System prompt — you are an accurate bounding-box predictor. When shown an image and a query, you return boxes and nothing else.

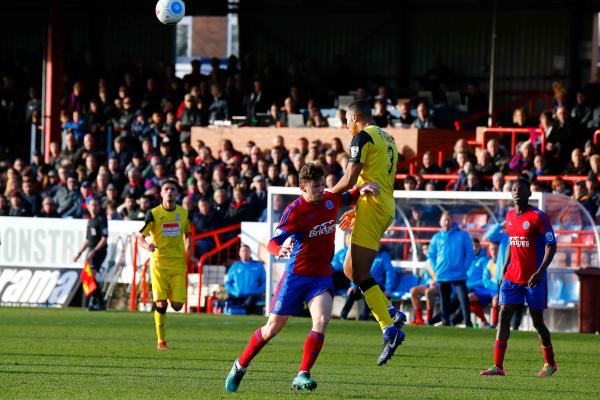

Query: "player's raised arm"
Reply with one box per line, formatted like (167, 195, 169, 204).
(330, 162, 363, 194)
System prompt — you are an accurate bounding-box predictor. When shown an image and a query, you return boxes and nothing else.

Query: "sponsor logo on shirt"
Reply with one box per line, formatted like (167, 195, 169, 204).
(308, 220, 335, 238)
(162, 222, 181, 236)
(509, 236, 530, 247)
(350, 146, 359, 158)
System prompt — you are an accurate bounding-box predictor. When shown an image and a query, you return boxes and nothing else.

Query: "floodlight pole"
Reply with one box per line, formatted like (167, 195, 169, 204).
(487, 0, 498, 127)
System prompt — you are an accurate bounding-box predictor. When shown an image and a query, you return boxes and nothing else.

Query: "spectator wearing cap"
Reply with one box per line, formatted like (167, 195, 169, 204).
(184, 176, 198, 203)
(40, 197, 60, 218)
(100, 183, 119, 208)
(42, 169, 62, 198)
(55, 176, 83, 218)
(21, 180, 41, 216)
(192, 198, 219, 256)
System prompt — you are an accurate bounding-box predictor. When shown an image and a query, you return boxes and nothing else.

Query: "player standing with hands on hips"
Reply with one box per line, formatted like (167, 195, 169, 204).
(137, 179, 197, 350)
(330, 100, 406, 366)
(480, 179, 558, 377)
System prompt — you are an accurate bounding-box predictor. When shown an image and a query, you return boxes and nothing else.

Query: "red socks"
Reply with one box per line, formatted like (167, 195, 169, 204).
(426, 308, 433, 321)
(494, 340, 507, 368)
(415, 308, 423, 321)
(299, 331, 325, 372)
(492, 306, 499, 326)
(239, 328, 268, 368)
(470, 302, 488, 323)
(542, 345, 555, 366)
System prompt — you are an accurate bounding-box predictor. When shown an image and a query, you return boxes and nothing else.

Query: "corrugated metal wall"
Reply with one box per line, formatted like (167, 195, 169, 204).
(241, 5, 575, 92)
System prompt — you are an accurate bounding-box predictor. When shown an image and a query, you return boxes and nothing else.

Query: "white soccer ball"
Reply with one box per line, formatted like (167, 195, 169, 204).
(155, 0, 185, 25)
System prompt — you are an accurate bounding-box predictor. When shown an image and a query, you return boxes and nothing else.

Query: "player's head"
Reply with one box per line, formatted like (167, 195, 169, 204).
(346, 100, 372, 134)
(489, 241, 499, 259)
(511, 178, 531, 208)
(160, 179, 180, 204)
(439, 211, 453, 231)
(299, 163, 325, 203)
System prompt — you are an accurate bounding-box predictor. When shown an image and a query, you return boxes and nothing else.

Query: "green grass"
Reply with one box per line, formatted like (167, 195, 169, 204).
(0, 308, 599, 399)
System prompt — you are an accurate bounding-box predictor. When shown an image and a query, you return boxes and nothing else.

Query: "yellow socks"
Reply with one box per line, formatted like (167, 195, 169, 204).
(362, 285, 394, 330)
(155, 311, 166, 343)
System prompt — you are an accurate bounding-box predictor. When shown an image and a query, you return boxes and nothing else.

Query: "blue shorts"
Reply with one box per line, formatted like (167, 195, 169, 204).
(270, 272, 333, 316)
(499, 278, 547, 311)
(472, 288, 493, 307)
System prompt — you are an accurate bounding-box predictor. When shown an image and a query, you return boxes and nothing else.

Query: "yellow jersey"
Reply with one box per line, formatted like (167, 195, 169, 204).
(348, 124, 398, 216)
(139, 204, 191, 270)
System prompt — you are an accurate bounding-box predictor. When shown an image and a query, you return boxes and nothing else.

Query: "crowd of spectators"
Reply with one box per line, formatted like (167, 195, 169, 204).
(2, 53, 600, 249)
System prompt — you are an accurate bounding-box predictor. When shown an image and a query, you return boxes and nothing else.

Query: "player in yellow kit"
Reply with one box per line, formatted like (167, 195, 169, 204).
(137, 179, 197, 350)
(330, 99, 406, 366)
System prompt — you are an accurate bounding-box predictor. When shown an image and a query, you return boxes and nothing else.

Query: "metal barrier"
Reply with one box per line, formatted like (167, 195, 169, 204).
(396, 173, 594, 183)
(481, 127, 545, 156)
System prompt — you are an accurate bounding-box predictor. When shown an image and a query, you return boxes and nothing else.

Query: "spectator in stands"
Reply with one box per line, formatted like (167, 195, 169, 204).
(411, 102, 435, 128)
(21, 180, 41, 216)
(508, 141, 534, 173)
(427, 211, 474, 327)
(259, 193, 283, 223)
(486, 138, 508, 171)
(590, 154, 600, 175)
(373, 99, 391, 127)
(409, 244, 439, 325)
(208, 83, 229, 125)
(118, 193, 138, 220)
(548, 106, 578, 165)
(572, 180, 597, 217)
(475, 149, 498, 175)
(394, 101, 414, 128)
(178, 94, 202, 141)
(551, 177, 570, 196)
(340, 247, 397, 320)
(306, 107, 328, 128)
(192, 198, 219, 256)
(464, 81, 487, 115)
(121, 167, 144, 201)
(563, 148, 589, 176)
(40, 197, 60, 218)
(8, 191, 32, 217)
(571, 89, 592, 127)
(533, 154, 549, 177)
(465, 171, 486, 191)
(245, 77, 269, 118)
(55, 176, 83, 218)
(224, 245, 266, 315)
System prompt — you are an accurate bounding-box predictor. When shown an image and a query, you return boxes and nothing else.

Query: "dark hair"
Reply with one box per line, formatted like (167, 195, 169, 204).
(161, 178, 180, 191)
(299, 163, 325, 183)
(347, 99, 372, 121)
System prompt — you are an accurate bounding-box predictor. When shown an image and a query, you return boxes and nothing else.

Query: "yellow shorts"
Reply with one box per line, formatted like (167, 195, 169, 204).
(350, 205, 394, 251)
(151, 264, 187, 304)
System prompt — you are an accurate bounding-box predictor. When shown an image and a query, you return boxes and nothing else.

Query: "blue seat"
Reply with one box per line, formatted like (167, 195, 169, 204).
(390, 274, 420, 300)
(547, 278, 564, 305)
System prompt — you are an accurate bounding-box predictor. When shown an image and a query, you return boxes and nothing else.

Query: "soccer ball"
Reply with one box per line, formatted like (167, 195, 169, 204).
(155, 0, 185, 25)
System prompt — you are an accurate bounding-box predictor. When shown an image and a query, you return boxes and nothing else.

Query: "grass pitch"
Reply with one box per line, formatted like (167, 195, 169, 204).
(1, 308, 599, 399)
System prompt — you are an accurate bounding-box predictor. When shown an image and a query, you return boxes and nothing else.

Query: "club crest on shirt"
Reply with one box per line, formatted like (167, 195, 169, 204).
(522, 221, 530, 229)
(350, 146, 359, 158)
(175, 213, 181, 221)
(325, 200, 334, 209)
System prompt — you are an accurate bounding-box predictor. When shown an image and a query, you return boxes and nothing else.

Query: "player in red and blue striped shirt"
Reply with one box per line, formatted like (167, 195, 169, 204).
(226, 163, 378, 392)
(481, 178, 558, 377)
